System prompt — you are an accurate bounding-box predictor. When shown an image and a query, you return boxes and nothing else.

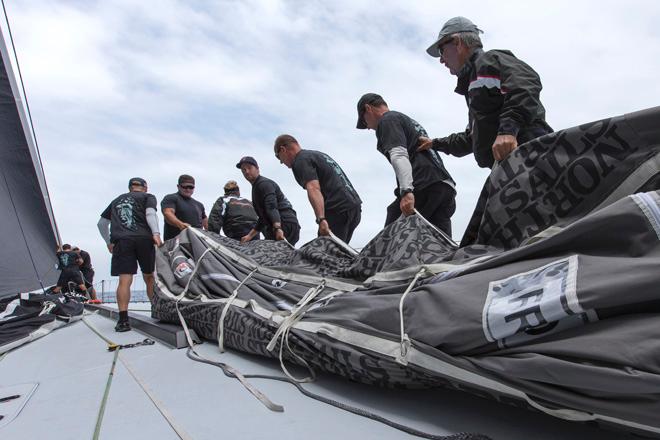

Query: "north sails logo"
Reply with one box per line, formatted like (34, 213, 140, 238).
(482, 255, 596, 348)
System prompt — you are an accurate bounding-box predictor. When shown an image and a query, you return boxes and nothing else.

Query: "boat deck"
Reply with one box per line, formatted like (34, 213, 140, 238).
(0, 305, 635, 439)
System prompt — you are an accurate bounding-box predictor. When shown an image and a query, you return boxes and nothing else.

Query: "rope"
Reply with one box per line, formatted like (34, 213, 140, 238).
(92, 349, 118, 440)
(186, 349, 492, 440)
(396, 268, 428, 365)
(81, 315, 189, 440)
(118, 355, 193, 440)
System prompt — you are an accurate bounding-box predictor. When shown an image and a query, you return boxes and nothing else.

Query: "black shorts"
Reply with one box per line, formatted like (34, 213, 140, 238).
(81, 268, 95, 289)
(111, 238, 155, 276)
(57, 270, 84, 290)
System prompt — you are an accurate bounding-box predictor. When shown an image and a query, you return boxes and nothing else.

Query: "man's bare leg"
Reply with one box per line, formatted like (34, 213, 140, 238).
(143, 273, 154, 303)
(117, 274, 133, 312)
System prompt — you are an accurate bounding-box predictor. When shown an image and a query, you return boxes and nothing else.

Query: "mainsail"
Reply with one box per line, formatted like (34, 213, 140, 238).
(0, 24, 60, 297)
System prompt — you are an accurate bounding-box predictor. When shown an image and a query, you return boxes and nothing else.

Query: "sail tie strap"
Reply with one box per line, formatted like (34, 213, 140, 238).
(172, 250, 283, 412)
(266, 280, 326, 383)
(217, 268, 258, 352)
(395, 268, 428, 366)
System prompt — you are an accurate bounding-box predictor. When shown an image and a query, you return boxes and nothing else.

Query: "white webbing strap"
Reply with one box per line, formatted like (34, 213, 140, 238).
(395, 268, 428, 366)
(217, 268, 258, 352)
(172, 249, 283, 412)
(266, 281, 326, 382)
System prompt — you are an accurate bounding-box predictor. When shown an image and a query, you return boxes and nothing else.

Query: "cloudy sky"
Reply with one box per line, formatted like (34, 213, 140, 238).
(4, 0, 660, 284)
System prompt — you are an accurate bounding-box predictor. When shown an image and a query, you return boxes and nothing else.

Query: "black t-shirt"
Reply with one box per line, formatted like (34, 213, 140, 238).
(101, 191, 158, 242)
(376, 110, 455, 191)
(78, 250, 92, 271)
(251, 175, 299, 233)
(56, 251, 80, 271)
(161, 193, 207, 240)
(291, 150, 362, 214)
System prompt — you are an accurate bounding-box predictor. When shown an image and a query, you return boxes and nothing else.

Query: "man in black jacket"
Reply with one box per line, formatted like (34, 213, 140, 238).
(421, 16, 552, 168)
(208, 180, 259, 240)
(236, 156, 300, 245)
(274, 134, 362, 244)
(421, 17, 553, 244)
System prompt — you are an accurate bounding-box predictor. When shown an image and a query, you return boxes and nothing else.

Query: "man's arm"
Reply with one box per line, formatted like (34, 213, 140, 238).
(388, 146, 415, 216)
(418, 130, 473, 157)
(97, 217, 113, 253)
(163, 207, 189, 230)
(146, 207, 163, 246)
(304, 179, 330, 236)
(207, 198, 225, 233)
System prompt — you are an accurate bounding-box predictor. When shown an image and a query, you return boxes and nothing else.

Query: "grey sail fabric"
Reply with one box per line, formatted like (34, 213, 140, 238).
(0, 31, 59, 297)
(152, 107, 660, 437)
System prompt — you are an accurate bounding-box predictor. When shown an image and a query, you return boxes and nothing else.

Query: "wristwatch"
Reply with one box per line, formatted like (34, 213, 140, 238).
(400, 188, 414, 196)
(315, 217, 327, 224)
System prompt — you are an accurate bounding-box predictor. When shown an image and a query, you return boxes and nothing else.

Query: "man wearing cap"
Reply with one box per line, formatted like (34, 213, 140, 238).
(274, 134, 362, 244)
(420, 16, 552, 168)
(161, 174, 208, 241)
(356, 93, 456, 235)
(208, 180, 259, 241)
(421, 17, 553, 245)
(236, 156, 301, 245)
(97, 178, 163, 332)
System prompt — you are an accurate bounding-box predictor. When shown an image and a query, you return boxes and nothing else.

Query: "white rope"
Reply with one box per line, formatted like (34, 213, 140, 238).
(217, 268, 258, 352)
(395, 268, 428, 366)
(266, 281, 326, 382)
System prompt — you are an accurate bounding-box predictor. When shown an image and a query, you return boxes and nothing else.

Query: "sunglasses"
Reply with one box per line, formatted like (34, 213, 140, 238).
(179, 184, 195, 190)
(438, 37, 455, 58)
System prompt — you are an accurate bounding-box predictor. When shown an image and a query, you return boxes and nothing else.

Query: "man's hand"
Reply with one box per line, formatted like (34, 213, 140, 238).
(179, 222, 191, 231)
(153, 235, 163, 247)
(417, 136, 432, 152)
(107, 243, 114, 254)
(400, 192, 415, 216)
(274, 228, 285, 241)
(492, 134, 518, 161)
(240, 235, 251, 243)
(317, 219, 331, 236)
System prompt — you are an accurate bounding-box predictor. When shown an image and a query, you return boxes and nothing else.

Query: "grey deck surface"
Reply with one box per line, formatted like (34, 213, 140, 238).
(0, 310, 636, 440)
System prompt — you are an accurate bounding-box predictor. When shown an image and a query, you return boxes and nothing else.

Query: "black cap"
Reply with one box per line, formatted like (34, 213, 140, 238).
(236, 156, 258, 168)
(128, 177, 147, 188)
(356, 93, 384, 129)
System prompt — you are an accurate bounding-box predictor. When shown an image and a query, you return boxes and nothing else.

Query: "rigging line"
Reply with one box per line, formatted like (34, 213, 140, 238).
(119, 355, 193, 440)
(92, 349, 118, 440)
(0, 165, 47, 294)
(0, 0, 62, 245)
(81, 315, 189, 440)
(186, 349, 491, 440)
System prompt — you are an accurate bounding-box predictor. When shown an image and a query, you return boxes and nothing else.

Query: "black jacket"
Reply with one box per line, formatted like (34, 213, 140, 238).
(207, 195, 258, 239)
(251, 175, 299, 239)
(433, 49, 552, 168)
